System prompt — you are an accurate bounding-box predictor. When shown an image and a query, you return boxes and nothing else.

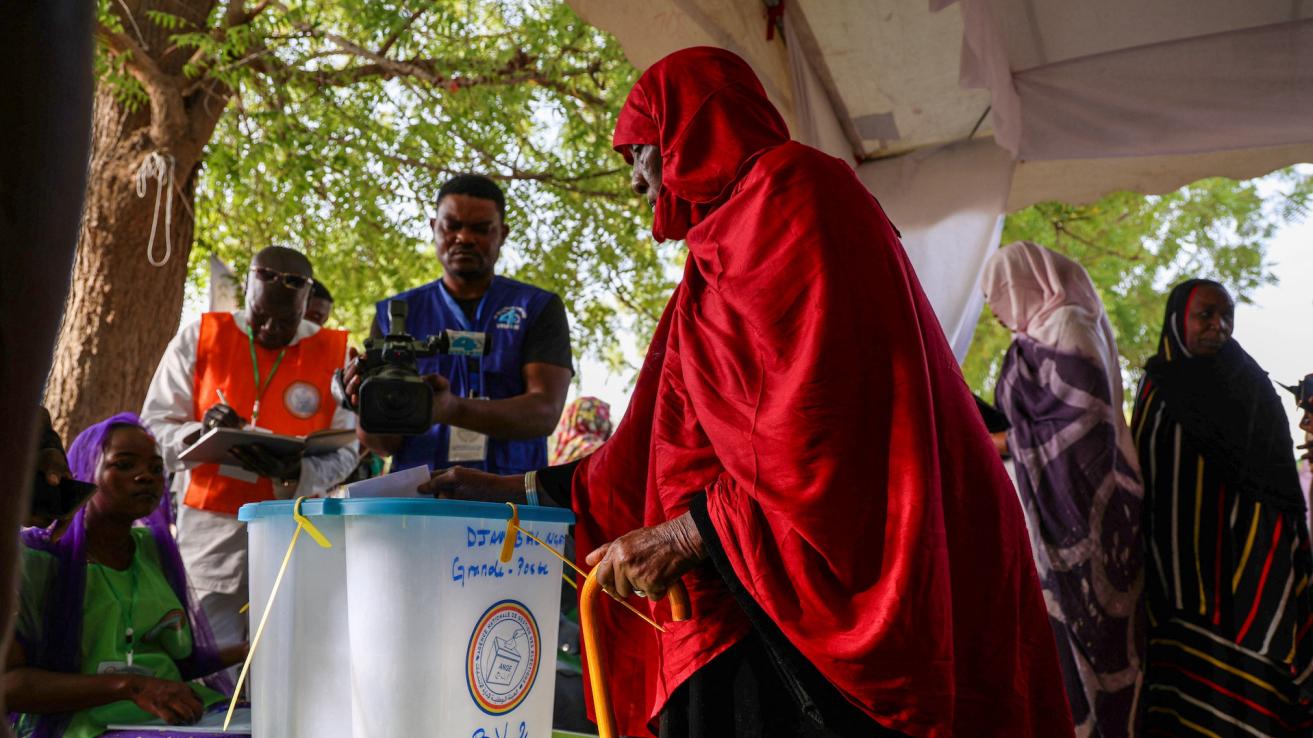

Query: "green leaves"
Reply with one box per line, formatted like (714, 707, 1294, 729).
(169, 1, 672, 372)
(144, 10, 187, 30)
(962, 171, 1311, 403)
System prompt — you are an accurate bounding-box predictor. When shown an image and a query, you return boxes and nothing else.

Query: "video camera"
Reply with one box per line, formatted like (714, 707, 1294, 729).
(356, 300, 488, 434)
(1284, 374, 1313, 416)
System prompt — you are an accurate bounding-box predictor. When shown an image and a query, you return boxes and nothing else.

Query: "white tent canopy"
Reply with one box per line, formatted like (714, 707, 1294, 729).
(567, 0, 1313, 358)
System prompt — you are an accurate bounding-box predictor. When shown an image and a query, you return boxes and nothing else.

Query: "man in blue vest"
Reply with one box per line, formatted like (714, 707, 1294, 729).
(356, 174, 573, 475)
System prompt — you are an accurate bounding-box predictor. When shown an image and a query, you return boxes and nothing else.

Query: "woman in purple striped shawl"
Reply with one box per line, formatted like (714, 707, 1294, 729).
(6, 413, 238, 738)
(983, 241, 1145, 738)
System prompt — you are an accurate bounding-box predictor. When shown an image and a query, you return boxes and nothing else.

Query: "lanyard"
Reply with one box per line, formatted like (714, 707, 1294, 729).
(435, 281, 489, 332)
(95, 558, 139, 667)
(435, 284, 488, 398)
(246, 326, 287, 427)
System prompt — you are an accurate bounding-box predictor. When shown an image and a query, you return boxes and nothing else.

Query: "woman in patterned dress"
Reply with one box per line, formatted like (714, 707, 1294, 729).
(986, 241, 1145, 737)
(1132, 279, 1313, 736)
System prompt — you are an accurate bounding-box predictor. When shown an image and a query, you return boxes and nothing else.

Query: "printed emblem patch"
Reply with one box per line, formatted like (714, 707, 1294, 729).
(283, 381, 321, 419)
(466, 599, 540, 715)
(494, 306, 526, 331)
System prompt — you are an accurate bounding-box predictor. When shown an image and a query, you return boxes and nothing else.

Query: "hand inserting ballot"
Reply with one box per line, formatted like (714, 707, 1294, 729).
(418, 466, 525, 503)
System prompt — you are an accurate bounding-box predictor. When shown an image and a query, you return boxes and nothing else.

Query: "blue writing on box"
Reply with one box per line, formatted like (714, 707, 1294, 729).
(470, 721, 527, 738)
(466, 526, 567, 550)
(470, 719, 525, 735)
(452, 556, 551, 587)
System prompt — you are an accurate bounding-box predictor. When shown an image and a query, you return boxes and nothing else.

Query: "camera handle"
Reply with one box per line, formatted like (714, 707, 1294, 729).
(388, 299, 409, 336)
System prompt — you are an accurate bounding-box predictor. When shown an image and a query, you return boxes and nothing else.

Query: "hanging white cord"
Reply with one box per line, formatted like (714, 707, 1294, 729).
(135, 151, 175, 267)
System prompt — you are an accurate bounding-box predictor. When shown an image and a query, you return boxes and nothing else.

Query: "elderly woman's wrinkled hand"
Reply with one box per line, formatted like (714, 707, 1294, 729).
(586, 512, 706, 600)
(420, 466, 525, 503)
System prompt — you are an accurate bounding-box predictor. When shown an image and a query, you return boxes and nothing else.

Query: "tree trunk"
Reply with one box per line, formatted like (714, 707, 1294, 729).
(44, 0, 230, 440)
(44, 87, 202, 440)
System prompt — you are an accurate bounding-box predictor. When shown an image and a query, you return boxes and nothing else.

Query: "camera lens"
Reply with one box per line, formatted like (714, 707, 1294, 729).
(381, 388, 409, 416)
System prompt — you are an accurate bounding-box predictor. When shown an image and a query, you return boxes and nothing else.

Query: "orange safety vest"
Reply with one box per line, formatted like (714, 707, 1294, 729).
(185, 312, 349, 515)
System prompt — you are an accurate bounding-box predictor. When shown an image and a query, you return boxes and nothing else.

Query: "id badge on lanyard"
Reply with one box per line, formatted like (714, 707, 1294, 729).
(439, 284, 492, 465)
(448, 354, 488, 463)
(447, 415, 488, 462)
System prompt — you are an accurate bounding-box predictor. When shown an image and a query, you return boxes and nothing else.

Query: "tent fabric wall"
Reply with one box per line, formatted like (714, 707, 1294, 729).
(565, 0, 800, 134)
(951, 0, 1313, 160)
(1008, 141, 1313, 211)
(1012, 18, 1313, 159)
(858, 140, 1016, 361)
(789, 25, 1007, 361)
(782, 9, 856, 163)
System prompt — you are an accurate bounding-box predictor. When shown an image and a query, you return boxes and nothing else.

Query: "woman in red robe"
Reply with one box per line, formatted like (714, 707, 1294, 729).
(426, 46, 1073, 738)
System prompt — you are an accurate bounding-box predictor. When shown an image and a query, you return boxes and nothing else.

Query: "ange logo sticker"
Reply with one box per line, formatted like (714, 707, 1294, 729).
(466, 600, 540, 715)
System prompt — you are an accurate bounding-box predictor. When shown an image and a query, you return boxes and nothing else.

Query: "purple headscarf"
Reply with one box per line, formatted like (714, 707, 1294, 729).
(17, 413, 232, 738)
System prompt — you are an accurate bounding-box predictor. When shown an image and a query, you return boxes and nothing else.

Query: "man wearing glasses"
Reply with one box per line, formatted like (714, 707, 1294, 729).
(354, 174, 573, 479)
(141, 245, 357, 653)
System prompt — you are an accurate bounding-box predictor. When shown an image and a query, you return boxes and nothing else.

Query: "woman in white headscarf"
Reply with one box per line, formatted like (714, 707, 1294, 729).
(983, 241, 1145, 738)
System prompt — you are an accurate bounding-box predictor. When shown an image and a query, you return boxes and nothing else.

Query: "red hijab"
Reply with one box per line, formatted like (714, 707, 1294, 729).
(573, 46, 1072, 738)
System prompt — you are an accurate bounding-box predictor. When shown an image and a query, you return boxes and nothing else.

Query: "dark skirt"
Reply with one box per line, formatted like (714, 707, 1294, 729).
(659, 632, 904, 738)
(668, 496, 906, 738)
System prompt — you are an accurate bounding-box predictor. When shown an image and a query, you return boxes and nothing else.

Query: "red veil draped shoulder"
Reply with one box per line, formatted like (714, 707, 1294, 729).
(571, 46, 1072, 738)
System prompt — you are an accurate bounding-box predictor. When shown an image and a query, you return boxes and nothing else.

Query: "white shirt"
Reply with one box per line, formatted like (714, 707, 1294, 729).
(142, 310, 358, 492)
(141, 311, 358, 594)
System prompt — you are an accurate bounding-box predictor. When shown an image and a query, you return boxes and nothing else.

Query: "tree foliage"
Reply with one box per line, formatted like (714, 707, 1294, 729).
(962, 168, 1313, 402)
(98, 0, 670, 367)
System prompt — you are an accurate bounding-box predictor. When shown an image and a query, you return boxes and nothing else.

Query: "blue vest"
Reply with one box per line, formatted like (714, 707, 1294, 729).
(375, 276, 553, 474)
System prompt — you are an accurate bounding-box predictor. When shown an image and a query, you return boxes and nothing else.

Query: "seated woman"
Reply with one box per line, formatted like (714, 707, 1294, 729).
(1132, 280, 1313, 736)
(6, 413, 241, 738)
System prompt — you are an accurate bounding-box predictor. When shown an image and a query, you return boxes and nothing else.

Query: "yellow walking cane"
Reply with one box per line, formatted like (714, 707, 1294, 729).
(499, 502, 692, 738)
(580, 575, 691, 738)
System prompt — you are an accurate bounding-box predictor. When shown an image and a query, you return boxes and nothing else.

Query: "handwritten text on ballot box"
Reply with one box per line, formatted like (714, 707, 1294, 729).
(241, 498, 574, 738)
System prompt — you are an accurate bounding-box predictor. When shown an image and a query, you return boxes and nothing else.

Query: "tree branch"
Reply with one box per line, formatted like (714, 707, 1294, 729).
(378, 2, 436, 57)
(177, 0, 277, 89)
(607, 275, 662, 323)
(460, 137, 626, 197)
(99, 22, 168, 86)
(319, 134, 626, 198)
(98, 21, 190, 152)
(1052, 221, 1142, 262)
(293, 23, 445, 84)
(280, 23, 606, 106)
(225, 0, 273, 28)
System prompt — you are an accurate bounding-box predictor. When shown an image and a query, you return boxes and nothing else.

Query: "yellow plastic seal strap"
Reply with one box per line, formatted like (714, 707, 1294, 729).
(500, 502, 520, 563)
(224, 497, 333, 730)
(501, 502, 666, 633)
(293, 496, 333, 549)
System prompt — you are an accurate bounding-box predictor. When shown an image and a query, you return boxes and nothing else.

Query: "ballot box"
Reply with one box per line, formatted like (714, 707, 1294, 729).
(240, 498, 574, 738)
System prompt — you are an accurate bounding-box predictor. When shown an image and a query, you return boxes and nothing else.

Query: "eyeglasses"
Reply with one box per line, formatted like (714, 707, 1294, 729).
(250, 267, 313, 290)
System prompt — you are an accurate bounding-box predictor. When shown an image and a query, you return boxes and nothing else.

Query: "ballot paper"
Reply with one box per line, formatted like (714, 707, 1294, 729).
(342, 463, 430, 499)
(106, 706, 251, 734)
